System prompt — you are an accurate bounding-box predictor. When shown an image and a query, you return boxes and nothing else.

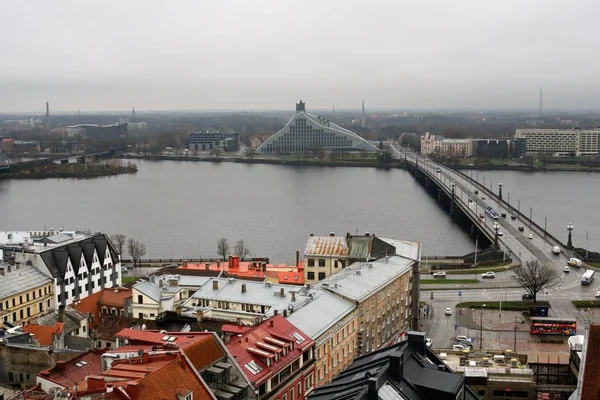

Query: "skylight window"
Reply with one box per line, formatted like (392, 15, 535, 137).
(80, 361, 88, 365)
(167, 336, 176, 342)
(244, 360, 263, 375)
(292, 332, 305, 344)
(162, 335, 170, 341)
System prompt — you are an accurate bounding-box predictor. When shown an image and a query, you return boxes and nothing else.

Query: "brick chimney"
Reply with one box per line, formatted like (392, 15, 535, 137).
(205, 263, 210, 270)
(55, 360, 67, 371)
(182, 261, 188, 268)
(241, 283, 247, 293)
(296, 251, 299, 267)
(128, 381, 140, 400)
(87, 376, 106, 390)
(291, 291, 296, 302)
(58, 305, 65, 323)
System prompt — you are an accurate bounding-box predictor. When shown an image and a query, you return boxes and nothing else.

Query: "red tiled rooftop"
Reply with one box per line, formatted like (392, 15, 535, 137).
(37, 351, 104, 389)
(115, 329, 211, 349)
(221, 324, 251, 334)
(581, 324, 600, 399)
(23, 322, 64, 346)
(226, 314, 313, 385)
(277, 270, 305, 285)
(178, 256, 304, 281)
(99, 287, 132, 307)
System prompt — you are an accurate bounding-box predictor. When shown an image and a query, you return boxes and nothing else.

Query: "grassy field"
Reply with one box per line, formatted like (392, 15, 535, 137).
(589, 262, 600, 268)
(572, 300, 600, 308)
(421, 279, 480, 284)
(455, 301, 550, 311)
(121, 276, 138, 285)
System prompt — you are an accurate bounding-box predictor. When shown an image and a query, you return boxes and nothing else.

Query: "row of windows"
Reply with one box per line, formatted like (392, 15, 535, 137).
(0, 285, 51, 311)
(2, 299, 52, 324)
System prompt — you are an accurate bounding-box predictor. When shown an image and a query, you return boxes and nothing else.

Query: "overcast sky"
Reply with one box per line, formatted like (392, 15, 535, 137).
(1, 0, 599, 112)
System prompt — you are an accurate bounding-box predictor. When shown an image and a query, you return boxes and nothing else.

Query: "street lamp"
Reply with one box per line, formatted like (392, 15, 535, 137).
(493, 222, 500, 249)
(500, 277, 506, 320)
(567, 222, 574, 250)
(469, 307, 475, 340)
(498, 182, 503, 201)
(480, 304, 486, 350)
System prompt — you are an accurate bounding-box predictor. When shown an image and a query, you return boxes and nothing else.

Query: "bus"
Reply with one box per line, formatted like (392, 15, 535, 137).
(581, 270, 595, 285)
(530, 317, 576, 336)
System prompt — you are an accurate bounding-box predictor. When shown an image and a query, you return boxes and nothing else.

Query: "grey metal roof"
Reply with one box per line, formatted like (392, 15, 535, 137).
(35, 307, 87, 335)
(150, 274, 213, 288)
(186, 278, 306, 310)
(0, 263, 53, 299)
(46, 233, 76, 244)
(286, 291, 355, 339)
(133, 281, 161, 303)
(377, 238, 421, 262)
(347, 237, 371, 259)
(315, 256, 414, 302)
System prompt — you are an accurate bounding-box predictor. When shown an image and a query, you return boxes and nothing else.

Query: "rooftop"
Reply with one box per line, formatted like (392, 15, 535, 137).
(581, 324, 600, 400)
(25, 306, 87, 341)
(226, 314, 313, 385)
(132, 280, 162, 303)
(0, 263, 53, 300)
(115, 328, 212, 350)
(315, 256, 414, 302)
(440, 352, 534, 383)
(38, 351, 104, 389)
(286, 291, 356, 339)
(308, 332, 479, 400)
(304, 236, 349, 258)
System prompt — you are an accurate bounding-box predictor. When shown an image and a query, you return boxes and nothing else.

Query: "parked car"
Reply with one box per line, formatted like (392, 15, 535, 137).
(452, 344, 468, 351)
(522, 293, 534, 300)
(426, 338, 433, 348)
(433, 271, 447, 278)
(501, 213, 507, 218)
(563, 266, 570, 273)
(481, 271, 496, 279)
(445, 308, 452, 315)
(527, 233, 534, 239)
(457, 340, 473, 348)
(455, 335, 468, 342)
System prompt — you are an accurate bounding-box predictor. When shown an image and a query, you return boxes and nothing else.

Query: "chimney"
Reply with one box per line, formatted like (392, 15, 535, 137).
(55, 360, 67, 371)
(241, 283, 247, 293)
(291, 291, 296, 302)
(310, 233, 314, 237)
(212, 281, 219, 290)
(283, 309, 288, 317)
(106, 384, 114, 393)
(367, 377, 378, 400)
(58, 305, 65, 323)
(296, 251, 300, 267)
(329, 232, 335, 237)
(196, 310, 204, 321)
(262, 262, 267, 272)
(228, 256, 233, 266)
(176, 306, 182, 316)
(87, 376, 106, 390)
(0, 268, 4, 276)
(273, 310, 278, 316)
(205, 263, 210, 270)
(182, 261, 188, 268)
(269, 320, 274, 327)
(280, 288, 285, 297)
(128, 381, 140, 400)
(7, 265, 11, 273)
(407, 331, 427, 356)
(346, 232, 351, 240)
(365, 232, 370, 237)
(389, 353, 404, 379)
(231, 255, 240, 268)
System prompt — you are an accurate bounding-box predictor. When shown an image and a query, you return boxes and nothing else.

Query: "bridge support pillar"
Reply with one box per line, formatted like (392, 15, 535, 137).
(470, 225, 475, 235)
(450, 199, 455, 215)
(425, 178, 429, 189)
(437, 189, 442, 201)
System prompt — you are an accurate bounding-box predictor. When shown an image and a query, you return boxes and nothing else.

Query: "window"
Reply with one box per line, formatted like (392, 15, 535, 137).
(318, 259, 326, 267)
(137, 295, 143, 304)
(334, 260, 338, 268)
(307, 272, 315, 280)
(19, 295, 22, 304)
(307, 259, 315, 267)
(318, 272, 326, 280)
(184, 393, 193, 400)
(19, 309, 23, 320)
(138, 313, 144, 319)
(282, 394, 287, 400)
(290, 388, 294, 400)
(297, 382, 302, 396)
(12, 298, 15, 307)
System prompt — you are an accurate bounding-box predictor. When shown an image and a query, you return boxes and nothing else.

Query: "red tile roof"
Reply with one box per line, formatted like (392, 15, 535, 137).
(182, 334, 226, 370)
(23, 322, 65, 346)
(581, 324, 600, 399)
(37, 351, 104, 389)
(221, 324, 251, 334)
(99, 287, 132, 307)
(178, 256, 304, 282)
(277, 270, 305, 285)
(115, 329, 211, 350)
(226, 314, 313, 386)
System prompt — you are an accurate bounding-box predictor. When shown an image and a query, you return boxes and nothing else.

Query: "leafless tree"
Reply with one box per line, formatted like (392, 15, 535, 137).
(234, 240, 251, 261)
(110, 234, 126, 256)
(217, 238, 230, 261)
(210, 146, 222, 159)
(127, 238, 147, 266)
(513, 260, 560, 302)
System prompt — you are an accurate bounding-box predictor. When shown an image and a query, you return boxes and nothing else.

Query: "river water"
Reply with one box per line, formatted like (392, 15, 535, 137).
(0, 161, 596, 263)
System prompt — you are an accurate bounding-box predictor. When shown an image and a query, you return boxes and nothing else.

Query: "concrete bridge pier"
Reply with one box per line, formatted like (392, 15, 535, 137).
(437, 189, 442, 201)
(425, 178, 429, 189)
(470, 224, 475, 235)
(450, 197, 456, 215)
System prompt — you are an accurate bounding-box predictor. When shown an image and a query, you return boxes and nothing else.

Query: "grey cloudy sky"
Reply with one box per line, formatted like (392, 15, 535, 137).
(1, 0, 599, 112)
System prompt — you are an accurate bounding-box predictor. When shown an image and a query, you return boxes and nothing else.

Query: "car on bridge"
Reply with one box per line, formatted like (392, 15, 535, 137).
(527, 233, 534, 239)
(522, 293, 534, 300)
(481, 196, 486, 200)
(436, 167, 441, 173)
(432, 271, 447, 278)
(511, 215, 517, 220)
(481, 271, 496, 279)
(497, 231, 504, 237)
(563, 266, 570, 273)
(444, 308, 453, 315)
(552, 246, 561, 255)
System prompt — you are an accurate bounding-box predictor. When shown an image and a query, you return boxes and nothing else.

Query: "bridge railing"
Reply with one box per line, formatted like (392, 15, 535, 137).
(450, 167, 567, 249)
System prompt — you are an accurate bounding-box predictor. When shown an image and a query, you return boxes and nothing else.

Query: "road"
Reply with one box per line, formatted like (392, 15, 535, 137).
(391, 145, 599, 350)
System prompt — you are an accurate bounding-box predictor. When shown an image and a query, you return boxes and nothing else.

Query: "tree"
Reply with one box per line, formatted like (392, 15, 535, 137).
(244, 147, 256, 159)
(110, 234, 126, 256)
(513, 260, 560, 302)
(217, 238, 230, 261)
(377, 149, 393, 164)
(127, 238, 147, 266)
(210, 146, 222, 159)
(522, 155, 534, 166)
(234, 240, 251, 261)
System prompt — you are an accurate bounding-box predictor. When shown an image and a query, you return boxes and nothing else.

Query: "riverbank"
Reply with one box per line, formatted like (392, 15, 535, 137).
(118, 154, 404, 168)
(0, 160, 137, 180)
(450, 164, 600, 172)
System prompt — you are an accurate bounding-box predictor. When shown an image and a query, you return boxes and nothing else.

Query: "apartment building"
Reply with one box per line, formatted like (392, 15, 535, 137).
(420, 132, 474, 157)
(515, 127, 600, 156)
(0, 262, 54, 325)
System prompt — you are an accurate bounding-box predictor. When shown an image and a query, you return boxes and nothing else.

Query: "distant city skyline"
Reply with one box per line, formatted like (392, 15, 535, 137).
(1, 0, 600, 112)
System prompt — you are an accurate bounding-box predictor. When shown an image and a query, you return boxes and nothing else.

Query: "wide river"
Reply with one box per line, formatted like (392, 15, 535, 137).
(0, 160, 597, 263)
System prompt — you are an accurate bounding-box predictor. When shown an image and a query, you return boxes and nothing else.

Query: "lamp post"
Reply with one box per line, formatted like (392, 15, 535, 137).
(469, 307, 475, 340)
(500, 277, 506, 320)
(450, 181, 456, 215)
(513, 315, 518, 353)
(493, 222, 500, 249)
(498, 182, 503, 201)
(480, 304, 486, 350)
(567, 222, 574, 250)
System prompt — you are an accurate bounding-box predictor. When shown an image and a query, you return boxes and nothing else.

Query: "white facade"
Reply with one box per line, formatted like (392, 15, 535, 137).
(515, 128, 600, 156)
(257, 100, 380, 154)
(420, 132, 473, 157)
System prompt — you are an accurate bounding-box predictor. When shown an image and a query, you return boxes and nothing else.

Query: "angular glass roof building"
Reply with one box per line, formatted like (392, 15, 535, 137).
(257, 100, 380, 154)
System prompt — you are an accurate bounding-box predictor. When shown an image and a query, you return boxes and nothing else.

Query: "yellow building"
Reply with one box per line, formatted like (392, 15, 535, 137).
(303, 234, 349, 285)
(0, 262, 55, 325)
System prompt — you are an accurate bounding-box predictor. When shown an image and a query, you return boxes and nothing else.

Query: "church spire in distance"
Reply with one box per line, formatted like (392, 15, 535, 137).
(132, 106, 136, 118)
